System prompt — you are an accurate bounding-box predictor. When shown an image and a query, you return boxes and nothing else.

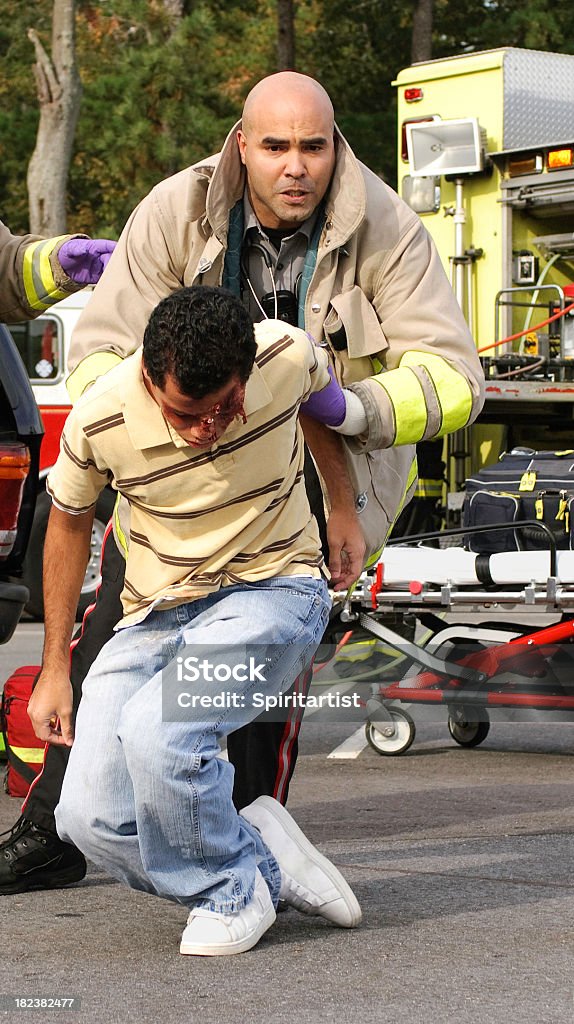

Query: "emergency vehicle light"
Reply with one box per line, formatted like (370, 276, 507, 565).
(406, 118, 486, 177)
(507, 154, 543, 178)
(401, 115, 439, 162)
(404, 87, 424, 102)
(548, 148, 574, 170)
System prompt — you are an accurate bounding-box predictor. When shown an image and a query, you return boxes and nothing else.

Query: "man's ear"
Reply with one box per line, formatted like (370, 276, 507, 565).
(141, 360, 153, 394)
(237, 129, 247, 165)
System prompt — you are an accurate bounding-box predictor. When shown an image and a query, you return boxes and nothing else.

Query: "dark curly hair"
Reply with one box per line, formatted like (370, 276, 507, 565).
(143, 286, 256, 398)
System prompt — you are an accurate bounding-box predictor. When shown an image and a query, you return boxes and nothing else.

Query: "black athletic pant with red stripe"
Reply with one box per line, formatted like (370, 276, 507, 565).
(22, 528, 314, 832)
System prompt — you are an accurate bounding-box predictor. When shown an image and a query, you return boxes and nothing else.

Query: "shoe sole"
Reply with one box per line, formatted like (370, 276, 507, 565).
(0, 863, 87, 896)
(243, 796, 362, 928)
(179, 903, 276, 956)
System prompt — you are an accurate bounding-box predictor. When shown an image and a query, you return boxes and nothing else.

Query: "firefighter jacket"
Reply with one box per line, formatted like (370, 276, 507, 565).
(0, 220, 83, 322)
(67, 122, 485, 555)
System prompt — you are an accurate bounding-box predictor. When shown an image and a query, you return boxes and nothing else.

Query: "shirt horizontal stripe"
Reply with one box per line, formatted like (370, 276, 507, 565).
(47, 322, 330, 626)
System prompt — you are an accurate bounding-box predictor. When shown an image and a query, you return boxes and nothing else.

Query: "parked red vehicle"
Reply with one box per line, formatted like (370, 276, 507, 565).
(6, 290, 114, 619)
(0, 325, 43, 641)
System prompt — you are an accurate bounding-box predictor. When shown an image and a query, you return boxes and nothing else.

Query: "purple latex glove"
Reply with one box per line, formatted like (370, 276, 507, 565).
(58, 238, 116, 285)
(300, 364, 346, 426)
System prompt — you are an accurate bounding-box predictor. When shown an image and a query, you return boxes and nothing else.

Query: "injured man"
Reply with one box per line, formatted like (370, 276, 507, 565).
(28, 286, 365, 956)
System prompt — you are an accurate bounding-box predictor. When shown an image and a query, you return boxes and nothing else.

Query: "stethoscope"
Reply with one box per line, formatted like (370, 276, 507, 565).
(241, 242, 302, 321)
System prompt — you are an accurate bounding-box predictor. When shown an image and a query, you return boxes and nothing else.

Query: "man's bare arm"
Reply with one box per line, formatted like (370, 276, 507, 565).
(27, 505, 95, 746)
(300, 413, 365, 590)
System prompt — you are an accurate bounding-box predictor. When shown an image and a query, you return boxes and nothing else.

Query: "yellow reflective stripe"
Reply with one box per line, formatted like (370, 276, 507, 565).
(11, 746, 44, 763)
(337, 643, 401, 662)
(113, 493, 129, 558)
(414, 478, 443, 498)
(400, 351, 473, 436)
(372, 367, 427, 444)
(406, 453, 418, 489)
(394, 453, 419, 517)
(336, 639, 378, 661)
(364, 549, 382, 569)
(22, 236, 70, 311)
(66, 352, 124, 403)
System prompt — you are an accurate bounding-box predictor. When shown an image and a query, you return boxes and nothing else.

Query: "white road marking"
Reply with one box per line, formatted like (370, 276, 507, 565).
(304, 678, 360, 717)
(327, 726, 368, 759)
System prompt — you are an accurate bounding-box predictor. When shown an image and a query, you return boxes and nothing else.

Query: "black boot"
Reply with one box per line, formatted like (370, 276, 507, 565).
(0, 816, 86, 894)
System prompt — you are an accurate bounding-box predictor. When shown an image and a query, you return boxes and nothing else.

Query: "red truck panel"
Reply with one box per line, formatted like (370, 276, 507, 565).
(38, 406, 70, 472)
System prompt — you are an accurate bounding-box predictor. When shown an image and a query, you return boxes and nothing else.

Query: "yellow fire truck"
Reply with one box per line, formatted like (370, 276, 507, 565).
(394, 47, 574, 503)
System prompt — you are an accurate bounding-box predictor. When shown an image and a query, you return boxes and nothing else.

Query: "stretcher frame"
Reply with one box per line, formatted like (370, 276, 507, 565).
(335, 522, 574, 754)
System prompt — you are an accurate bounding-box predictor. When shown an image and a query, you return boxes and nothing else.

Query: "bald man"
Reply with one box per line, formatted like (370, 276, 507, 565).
(238, 75, 335, 233)
(1, 71, 484, 895)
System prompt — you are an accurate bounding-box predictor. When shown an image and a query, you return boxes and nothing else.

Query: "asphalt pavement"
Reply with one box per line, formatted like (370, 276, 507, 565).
(1, 623, 574, 1024)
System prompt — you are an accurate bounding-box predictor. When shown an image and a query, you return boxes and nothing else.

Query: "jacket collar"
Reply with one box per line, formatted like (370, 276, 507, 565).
(324, 126, 367, 246)
(185, 120, 367, 250)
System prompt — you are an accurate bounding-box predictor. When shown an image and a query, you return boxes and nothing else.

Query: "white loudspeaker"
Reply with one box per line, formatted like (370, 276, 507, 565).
(406, 118, 486, 177)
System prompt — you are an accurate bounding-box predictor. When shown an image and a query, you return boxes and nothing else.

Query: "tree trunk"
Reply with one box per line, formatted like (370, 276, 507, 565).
(162, 0, 187, 21)
(411, 0, 433, 64)
(277, 0, 296, 70)
(26, 0, 82, 235)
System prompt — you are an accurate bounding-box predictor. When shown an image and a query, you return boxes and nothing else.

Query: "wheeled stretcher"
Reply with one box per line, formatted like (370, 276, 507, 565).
(334, 523, 574, 755)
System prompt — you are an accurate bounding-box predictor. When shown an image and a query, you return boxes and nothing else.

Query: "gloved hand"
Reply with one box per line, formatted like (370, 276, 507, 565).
(58, 238, 116, 285)
(300, 364, 347, 425)
(301, 364, 368, 435)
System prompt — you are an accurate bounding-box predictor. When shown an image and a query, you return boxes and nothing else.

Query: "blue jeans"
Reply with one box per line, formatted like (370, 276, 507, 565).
(56, 576, 330, 913)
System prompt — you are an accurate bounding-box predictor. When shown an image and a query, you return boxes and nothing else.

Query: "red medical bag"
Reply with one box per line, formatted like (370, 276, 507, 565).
(1, 665, 45, 797)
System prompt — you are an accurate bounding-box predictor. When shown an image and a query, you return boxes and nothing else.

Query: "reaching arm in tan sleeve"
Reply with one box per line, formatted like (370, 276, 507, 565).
(0, 219, 83, 322)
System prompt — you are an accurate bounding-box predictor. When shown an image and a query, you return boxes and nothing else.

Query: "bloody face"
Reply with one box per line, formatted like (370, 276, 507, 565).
(143, 369, 247, 448)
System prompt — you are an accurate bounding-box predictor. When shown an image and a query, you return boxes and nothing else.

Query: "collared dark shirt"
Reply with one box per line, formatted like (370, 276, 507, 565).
(240, 193, 319, 324)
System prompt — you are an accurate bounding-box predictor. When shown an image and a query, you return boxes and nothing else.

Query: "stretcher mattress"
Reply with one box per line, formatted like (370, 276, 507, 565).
(379, 546, 574, 587)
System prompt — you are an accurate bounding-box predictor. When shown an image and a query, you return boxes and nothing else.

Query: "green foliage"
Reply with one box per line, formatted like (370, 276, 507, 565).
(71, 3, 241, 234)
(296, 0, 412, 182)
(1, 0, 271, 234)
(433, 0, 574, 54)
(70, 0, 275, 234)
(0, 0, 573, 234)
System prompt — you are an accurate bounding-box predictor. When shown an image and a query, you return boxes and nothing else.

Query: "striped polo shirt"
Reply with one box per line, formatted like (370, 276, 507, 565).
(47, 320, 330, 627)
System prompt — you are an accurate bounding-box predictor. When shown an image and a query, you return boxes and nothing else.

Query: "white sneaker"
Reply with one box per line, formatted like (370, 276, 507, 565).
(241, 796, 362, 928)
(179, 868, 276, 956)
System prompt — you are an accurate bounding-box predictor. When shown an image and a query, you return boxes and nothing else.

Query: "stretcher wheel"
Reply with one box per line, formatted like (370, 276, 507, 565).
(365, 708, 415, 756)
(447, 707, 490, 748)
